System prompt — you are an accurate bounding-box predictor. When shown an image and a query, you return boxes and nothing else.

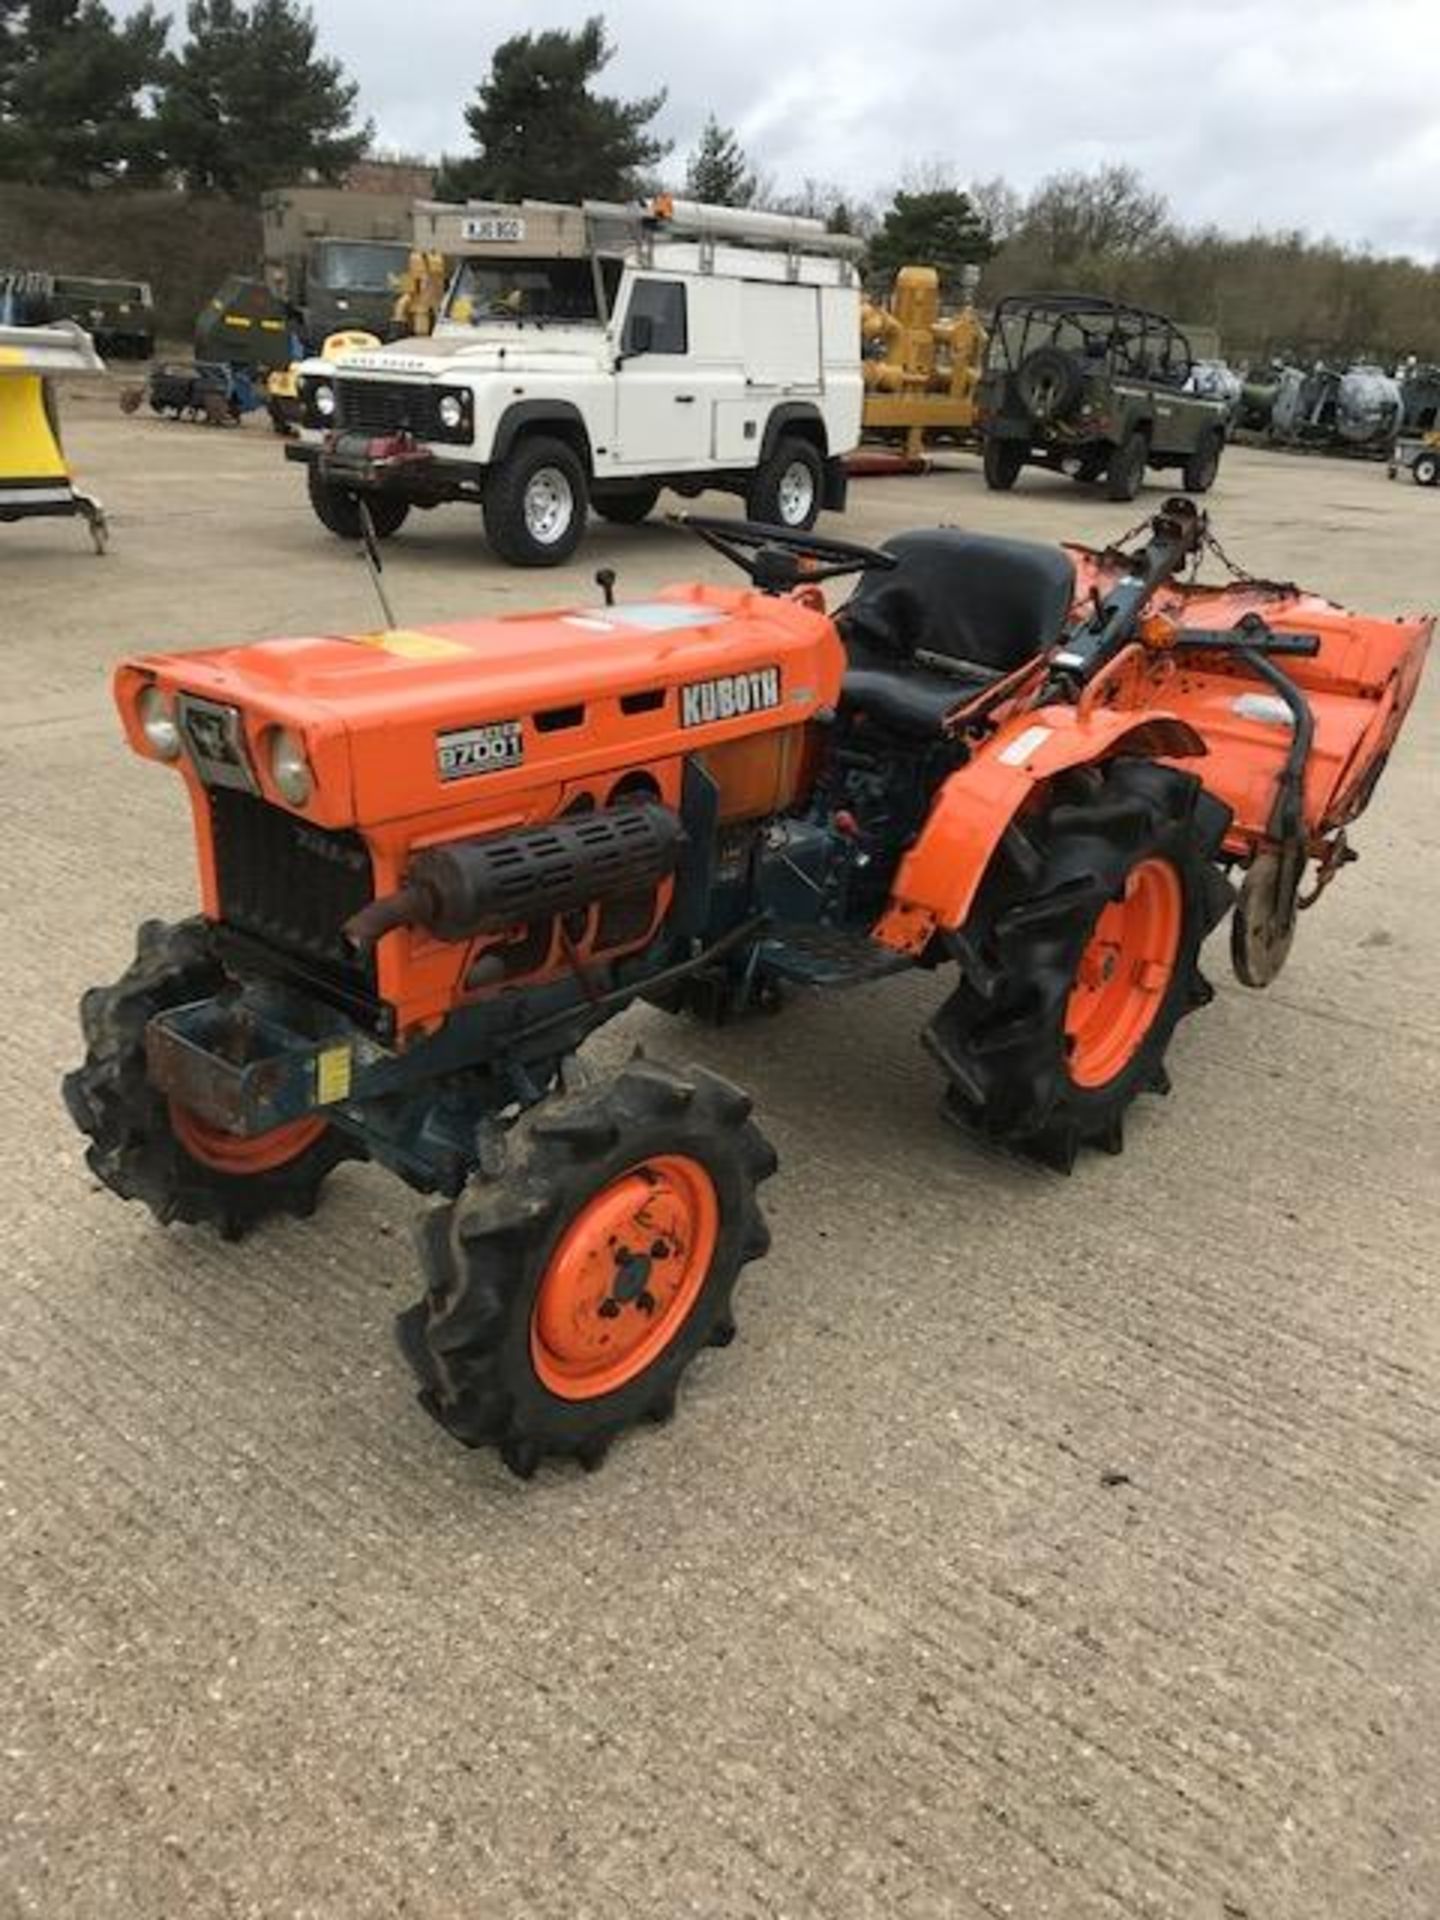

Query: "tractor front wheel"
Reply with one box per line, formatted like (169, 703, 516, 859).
(62, 918, 358, 1240)
(397, 1057, 777, 1476)
(926, 760, 1234, 1170)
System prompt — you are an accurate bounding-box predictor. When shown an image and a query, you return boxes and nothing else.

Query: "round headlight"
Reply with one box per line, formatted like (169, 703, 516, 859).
(313, 382, 336, 419)
(138, 684, 180, 760)
(269, 728, 313, 806)
(438, 392, 464, 431)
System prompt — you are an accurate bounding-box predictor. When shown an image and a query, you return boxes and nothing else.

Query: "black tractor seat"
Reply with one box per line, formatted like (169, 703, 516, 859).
(836, 528, 1076, 738)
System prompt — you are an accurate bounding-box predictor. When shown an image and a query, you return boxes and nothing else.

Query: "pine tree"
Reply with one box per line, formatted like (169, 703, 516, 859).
(0, 0, 168, 186)
(439, 16, 667, 204)
(155, 0, 371, 197)
(683, 115, 754, 207)
(868, 188, 994, 286)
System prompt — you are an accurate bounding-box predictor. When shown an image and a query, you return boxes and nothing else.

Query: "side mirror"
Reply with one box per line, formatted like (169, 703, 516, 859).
(621, 312, 655, 361)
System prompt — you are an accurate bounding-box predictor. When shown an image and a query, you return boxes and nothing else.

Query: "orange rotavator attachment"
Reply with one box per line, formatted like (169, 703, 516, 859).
(875, 498, 1431, 986)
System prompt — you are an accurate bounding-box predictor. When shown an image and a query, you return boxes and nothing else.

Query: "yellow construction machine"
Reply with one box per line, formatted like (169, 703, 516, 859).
(0, 320, 107, 552)
(858, 264, 986, 464)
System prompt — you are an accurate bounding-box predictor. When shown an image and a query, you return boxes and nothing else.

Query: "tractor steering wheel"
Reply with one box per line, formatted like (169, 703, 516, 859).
(675, 513, 898, 593)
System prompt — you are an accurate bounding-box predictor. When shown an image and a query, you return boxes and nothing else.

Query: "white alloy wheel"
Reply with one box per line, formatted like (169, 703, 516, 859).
(776, 458, 817, 526)
(523, 466, 576, 545)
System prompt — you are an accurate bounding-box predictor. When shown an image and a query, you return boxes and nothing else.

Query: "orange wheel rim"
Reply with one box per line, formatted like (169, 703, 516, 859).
(530, 1155, 719, 1402)
(169, 1100, 328, 1175)
(1064, 857, 1183, 1089)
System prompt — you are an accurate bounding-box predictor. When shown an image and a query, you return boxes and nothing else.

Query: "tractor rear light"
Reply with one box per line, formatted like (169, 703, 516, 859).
(137, 684, 181, 760)
(268, 727, 314, 807)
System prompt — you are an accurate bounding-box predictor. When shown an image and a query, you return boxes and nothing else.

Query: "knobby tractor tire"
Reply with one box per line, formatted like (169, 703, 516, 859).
(61, 918, 358, 1241)
(925, 760, 1235, 1172)
(397, 1057, 778, 1477)
(306, 465, 411, 540)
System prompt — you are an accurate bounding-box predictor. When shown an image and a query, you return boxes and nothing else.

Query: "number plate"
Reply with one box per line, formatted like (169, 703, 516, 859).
(461, 216, 526, 244)
(436, 719, 524, 780)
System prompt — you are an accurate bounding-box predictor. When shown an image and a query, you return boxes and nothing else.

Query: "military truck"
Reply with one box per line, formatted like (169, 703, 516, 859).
(0, 270, 153, 358)
(259, 187, 415, 349)
(977, 293, 1228, 500)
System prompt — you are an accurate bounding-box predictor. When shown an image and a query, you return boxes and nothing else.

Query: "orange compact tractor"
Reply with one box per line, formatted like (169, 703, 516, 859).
(65, 503, 1431, 1475)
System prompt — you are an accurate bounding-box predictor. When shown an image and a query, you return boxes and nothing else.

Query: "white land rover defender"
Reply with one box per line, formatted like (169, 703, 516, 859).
(286, 196, 864, 567)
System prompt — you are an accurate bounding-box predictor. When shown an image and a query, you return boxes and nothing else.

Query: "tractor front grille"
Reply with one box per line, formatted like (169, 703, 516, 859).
(208, 788, 379, 1018)
(335, 378, 445, 440)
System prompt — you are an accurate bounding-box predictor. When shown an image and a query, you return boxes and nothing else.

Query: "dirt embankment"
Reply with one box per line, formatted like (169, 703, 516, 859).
(0, 185, 262, 339)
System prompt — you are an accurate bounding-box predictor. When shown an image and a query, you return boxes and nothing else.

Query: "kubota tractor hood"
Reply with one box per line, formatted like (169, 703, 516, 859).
(116, 584, 846, 832)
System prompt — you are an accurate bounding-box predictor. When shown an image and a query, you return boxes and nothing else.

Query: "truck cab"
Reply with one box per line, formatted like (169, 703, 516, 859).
(285, 196, 863, 566)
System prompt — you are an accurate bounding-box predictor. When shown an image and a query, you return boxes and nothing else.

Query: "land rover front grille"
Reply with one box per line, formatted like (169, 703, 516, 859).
(335, 378, 446, 439)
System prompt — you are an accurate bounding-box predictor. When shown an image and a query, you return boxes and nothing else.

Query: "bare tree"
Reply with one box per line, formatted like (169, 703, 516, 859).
(1023, 164, 1172, 272)
(969, 175, 1023, 246)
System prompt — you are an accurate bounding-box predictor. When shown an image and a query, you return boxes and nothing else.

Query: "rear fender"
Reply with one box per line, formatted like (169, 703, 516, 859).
(871, 706, 1207, 957)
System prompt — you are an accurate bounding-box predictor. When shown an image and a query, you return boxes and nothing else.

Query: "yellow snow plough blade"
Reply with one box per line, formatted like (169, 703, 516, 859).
(0, 321, 108, 553)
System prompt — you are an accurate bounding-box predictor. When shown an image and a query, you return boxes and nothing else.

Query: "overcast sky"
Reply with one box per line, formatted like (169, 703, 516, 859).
(135, 0, 1440, 260)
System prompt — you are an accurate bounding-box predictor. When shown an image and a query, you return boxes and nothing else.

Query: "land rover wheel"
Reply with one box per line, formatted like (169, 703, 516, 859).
(1413, 451, 1439, 488)
(485, 435, 589, 566)
(1015, 345, 1083, 424)
(1106, 431, 1149, 502)
(594, 482, 661, 525)
(306, 467, 411, 540)
(747, 437, 823, 529)
(1181, 430, 1224, 494)
(1072, 448, 1109, 484)
(983, 438, 1026, 491)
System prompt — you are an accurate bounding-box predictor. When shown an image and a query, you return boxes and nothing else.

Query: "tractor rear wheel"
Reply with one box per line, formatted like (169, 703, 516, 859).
(61, 918, 358, 1240)
(396, 1057, 777, 1476)
(925, 760, 1234, 1170)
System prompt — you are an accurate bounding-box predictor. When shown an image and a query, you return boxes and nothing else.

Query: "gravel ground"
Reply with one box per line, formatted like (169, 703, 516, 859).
(3, 389, 1438, 1919)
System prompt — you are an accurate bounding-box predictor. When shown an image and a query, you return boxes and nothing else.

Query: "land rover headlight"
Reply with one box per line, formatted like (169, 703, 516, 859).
(138, 684, 181, 760)
(438, 392, 464, 431)
(313, 381, 336, 419)
(269, 727, 313, 806)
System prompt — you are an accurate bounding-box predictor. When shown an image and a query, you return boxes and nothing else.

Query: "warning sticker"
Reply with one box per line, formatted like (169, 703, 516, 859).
(316, 1044, 352, 1106)
(347, 628, 470, 660)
